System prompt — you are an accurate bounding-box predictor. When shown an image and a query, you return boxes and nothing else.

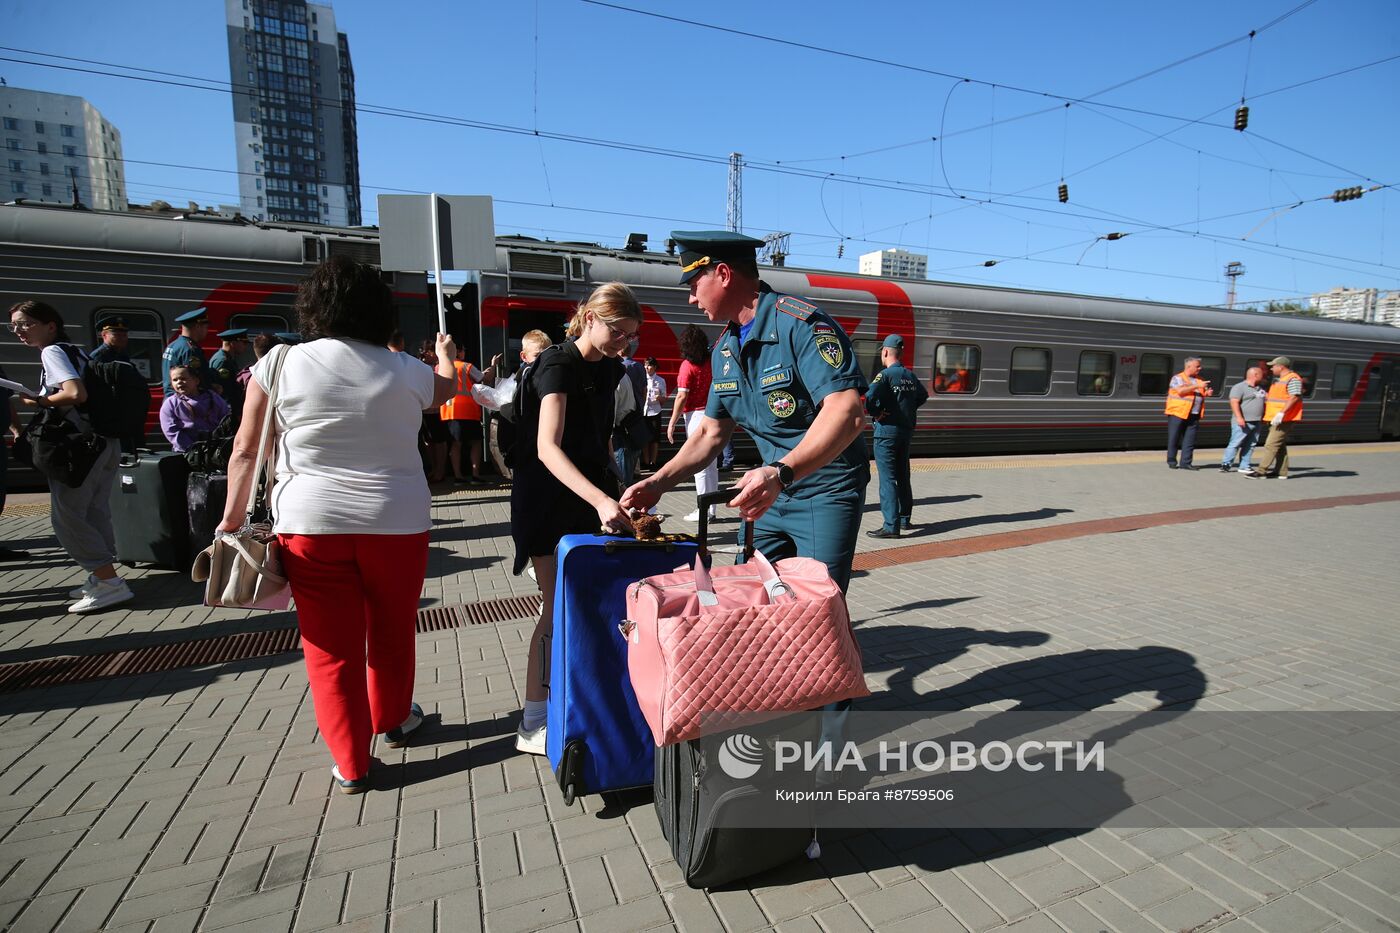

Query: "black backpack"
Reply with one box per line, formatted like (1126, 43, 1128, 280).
(59, 344, 149, 447)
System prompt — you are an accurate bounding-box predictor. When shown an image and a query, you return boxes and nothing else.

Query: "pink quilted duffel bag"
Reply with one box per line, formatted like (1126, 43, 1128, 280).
(621, 549, 869, 746)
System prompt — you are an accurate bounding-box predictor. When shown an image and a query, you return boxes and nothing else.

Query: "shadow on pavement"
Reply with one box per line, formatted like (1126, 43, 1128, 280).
(809, 645, 1207, 880)
(861, 493, 983, 516)
(923, 507, 1074, 535)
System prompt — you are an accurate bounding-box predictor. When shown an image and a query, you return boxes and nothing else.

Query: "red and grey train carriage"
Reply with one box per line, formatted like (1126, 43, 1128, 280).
(483, 236, 1400, 452)
(4, 201, 1400, 468)
(0, 202, 428, 441)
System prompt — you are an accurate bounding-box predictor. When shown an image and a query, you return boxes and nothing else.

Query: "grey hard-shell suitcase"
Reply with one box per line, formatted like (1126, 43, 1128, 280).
(110, 449, 192, 570)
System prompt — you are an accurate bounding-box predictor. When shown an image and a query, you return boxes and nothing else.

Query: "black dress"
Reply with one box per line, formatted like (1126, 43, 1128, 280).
(510, 341, 623, 574)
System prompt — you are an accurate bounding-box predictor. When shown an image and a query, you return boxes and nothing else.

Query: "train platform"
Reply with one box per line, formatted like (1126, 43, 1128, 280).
(1, 442, 1398, 933)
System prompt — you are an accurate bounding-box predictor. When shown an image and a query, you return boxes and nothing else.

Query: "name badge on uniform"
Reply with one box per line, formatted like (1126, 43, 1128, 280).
(759, 368, 793, 389)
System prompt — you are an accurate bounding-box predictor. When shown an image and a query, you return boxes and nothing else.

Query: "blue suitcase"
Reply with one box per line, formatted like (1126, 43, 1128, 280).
(548, 532, 699, 805)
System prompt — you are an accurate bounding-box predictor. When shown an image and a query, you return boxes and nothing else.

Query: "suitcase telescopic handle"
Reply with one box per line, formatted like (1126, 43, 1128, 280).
(695, 487, 755, 562)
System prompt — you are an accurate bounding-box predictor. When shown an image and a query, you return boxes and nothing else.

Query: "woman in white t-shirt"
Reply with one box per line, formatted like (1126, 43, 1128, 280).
(218, 258, 457, 795)
(8, 300, 133, 613)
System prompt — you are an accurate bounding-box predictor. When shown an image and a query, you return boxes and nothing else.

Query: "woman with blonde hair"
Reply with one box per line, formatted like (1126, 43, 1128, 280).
(510, 281, 642, 754)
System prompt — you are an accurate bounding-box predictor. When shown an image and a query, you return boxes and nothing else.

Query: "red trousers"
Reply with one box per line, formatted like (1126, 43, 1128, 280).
(280, 532, 429, 780)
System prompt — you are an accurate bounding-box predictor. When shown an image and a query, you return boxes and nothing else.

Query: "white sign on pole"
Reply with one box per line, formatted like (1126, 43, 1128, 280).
(378, 194, 496, 334)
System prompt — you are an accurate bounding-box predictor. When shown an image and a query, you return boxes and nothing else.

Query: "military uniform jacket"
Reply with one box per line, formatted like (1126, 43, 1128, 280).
(208, 348, 241, 401)
(161, 335, 205, 397)
(866, 362, 928, 437)
(704, 284, 869, 497)
(88, 344, 130, 366)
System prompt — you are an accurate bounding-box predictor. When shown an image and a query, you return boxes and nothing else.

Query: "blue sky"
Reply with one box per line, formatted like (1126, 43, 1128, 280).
(3, 0, 1398, 307)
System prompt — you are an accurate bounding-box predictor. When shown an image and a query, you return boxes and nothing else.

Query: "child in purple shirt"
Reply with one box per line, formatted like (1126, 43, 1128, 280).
(160, 364, 230, 451)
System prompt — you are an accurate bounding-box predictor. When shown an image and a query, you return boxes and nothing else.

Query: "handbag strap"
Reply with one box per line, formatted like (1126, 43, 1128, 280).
(245, 343, 291, 522)
(690, 548, 790, 608)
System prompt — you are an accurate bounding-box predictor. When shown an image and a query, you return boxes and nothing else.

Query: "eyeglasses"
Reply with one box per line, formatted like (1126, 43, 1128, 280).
(594, 318, 638, 342)
(8, 320, 40, 333)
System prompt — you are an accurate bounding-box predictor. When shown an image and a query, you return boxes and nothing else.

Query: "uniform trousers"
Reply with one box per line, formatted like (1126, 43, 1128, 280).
(1252, 422, 1296, 478)
(873, 432, 913, 532)
(749, 485, 866, 595)
(280, 531, 429, 780)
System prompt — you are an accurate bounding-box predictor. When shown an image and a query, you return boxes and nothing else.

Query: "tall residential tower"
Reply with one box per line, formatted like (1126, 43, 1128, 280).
(1, 86, 126, 210)
(224, 0, 361, 225)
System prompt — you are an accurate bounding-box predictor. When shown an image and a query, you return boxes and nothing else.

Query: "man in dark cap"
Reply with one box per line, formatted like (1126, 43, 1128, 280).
(89, 318, 131, 365)
(208, 327, 249, 402)
(865, 333, 927, 538)
(162, 308, 210, 397)
(621, 230, 869, 593)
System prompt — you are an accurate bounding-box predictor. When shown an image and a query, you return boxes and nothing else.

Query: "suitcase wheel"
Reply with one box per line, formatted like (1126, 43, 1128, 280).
(557, 739, 586, 807)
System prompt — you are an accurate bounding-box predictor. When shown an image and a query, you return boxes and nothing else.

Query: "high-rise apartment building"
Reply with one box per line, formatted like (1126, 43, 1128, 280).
(859, 248, 928, 279)
(1374, 291, 1400, 328)
(225, 0, 361, 225)
(1, 86, 126, 210)
(1311, 286, 1378, 322)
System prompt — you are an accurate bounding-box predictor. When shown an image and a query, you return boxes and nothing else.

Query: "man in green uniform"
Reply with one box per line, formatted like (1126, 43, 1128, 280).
(865, 334, 927, 538)
(208, 327, 249, 402)
(89, 319, 131, 365)
(621, 231, 869, 593)
(162, 308, 209, 397)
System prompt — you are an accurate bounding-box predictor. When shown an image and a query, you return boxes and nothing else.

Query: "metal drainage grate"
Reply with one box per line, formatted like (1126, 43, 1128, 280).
(0, 628, 301, 695)
(0, 593, 545, 695)
(459, 594, 542, 626)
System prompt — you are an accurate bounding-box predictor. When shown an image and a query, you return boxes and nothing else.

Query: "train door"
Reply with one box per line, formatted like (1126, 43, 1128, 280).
(1379, 361, 1400, 438)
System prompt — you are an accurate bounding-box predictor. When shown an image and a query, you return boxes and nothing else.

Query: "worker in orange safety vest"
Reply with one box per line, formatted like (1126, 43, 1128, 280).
(1164, 356, 1214, 470)
(1247, 356, 1305, 480)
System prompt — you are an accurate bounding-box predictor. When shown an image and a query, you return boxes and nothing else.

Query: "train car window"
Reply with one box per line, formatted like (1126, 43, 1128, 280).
(933, 344, 980, 394)
(1009, 347, 1052, 395)
(229, 313, 291, 336)
(1332, 363, 1358, 398)
(852, 338, 883, 383)
(93, 309, 162, 383)
(1198, 356, 1226, 390)
(1077, 351, 1114, 395)
(1292, 360, 1317, 398)
(1137, 353, 1174, 396)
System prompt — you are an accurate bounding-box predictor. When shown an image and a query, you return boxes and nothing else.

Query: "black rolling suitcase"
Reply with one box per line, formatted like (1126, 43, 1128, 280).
(110, 450, 192, 570)
(652, 490, 824, 889)
(186, 472, 228, 558)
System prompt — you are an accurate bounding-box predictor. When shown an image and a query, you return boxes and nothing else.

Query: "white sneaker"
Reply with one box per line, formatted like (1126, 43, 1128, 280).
(68, 573, 100, 599)
(68, 578, 134, 614)
(515, 722, 547, 756)
(682, 508, 719, 522)
(1238, 469, 1258, 477)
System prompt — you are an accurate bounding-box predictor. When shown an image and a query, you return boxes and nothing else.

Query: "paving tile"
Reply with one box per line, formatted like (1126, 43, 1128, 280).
(483, 891, 576, 933)
(576, 893, 670, 932)
(1239, 892, 1340, 933)
(1104, 862, 1193, 910)
(563, 857, 617, 915)
(851, 879, 943, 927)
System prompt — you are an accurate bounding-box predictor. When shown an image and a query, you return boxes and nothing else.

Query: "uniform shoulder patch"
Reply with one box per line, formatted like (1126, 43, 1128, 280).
(775, 296, 817, 321)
